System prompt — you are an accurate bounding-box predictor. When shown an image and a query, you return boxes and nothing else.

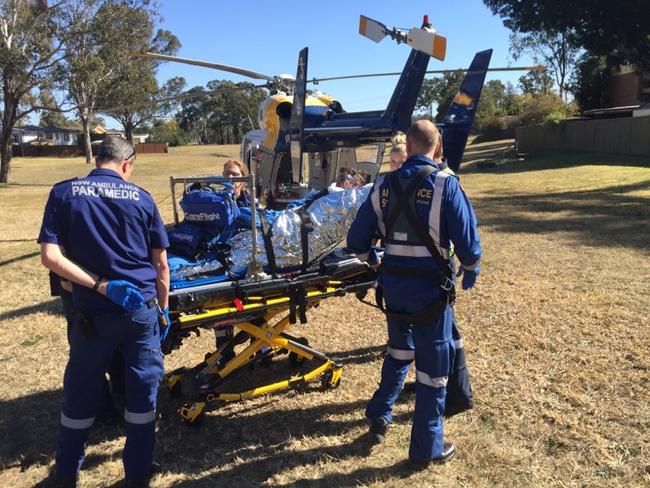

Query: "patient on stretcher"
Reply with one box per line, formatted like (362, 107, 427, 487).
(167, 172, 372, 285)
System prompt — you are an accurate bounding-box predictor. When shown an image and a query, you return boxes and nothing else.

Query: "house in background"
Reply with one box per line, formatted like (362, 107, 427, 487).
(91, 125, 124, 141)
(12, 125, 80, 146)
(607, 65, 650, 117)
(132, 133, 150, 144)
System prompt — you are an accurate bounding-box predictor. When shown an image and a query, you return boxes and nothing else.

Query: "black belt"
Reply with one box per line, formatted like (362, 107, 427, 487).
(385, 297, 449, 326)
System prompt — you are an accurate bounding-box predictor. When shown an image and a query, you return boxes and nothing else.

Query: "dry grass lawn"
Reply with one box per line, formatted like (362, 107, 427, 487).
(0, 140, 648, 487)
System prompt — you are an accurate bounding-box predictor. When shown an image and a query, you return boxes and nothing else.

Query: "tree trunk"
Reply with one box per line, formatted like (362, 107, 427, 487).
(124, 122, 134, 143)
(81, 115, 93, 164)
(0, 141, 12, 184)
(0, 96, 17, 184)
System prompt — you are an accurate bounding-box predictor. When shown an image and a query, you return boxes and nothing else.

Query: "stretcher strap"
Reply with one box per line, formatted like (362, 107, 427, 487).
(298, 211, 314, 273)
(288, 283, 308, 324)
(258, 210, 278, 275)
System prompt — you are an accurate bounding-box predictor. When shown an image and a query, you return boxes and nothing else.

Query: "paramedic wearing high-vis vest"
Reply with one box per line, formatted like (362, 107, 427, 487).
(347, 120, 481, 467)
(38, 136, 170, 487)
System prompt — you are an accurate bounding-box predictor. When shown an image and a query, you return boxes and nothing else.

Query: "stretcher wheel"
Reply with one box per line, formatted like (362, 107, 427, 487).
(166, 373, 184, 398)
(321, 369, 342, 390)
(169, 379, 183, 399)
(289, 337, 309, 367)
(178, 401, 205, 425)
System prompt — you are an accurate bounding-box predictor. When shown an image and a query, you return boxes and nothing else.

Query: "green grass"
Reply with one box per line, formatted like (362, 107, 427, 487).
(0, 142, 649, 487)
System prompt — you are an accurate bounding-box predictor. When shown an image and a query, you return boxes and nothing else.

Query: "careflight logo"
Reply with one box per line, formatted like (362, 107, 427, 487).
(185, 212, 221, 222)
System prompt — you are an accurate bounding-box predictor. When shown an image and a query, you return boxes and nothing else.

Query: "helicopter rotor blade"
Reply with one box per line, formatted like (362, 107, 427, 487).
(309, 65, 546, 84)
(97, 83, 267, 114)
(359, 15, 390, 43)
(130, 51, 275, 81)
(407, 28, 447, 60)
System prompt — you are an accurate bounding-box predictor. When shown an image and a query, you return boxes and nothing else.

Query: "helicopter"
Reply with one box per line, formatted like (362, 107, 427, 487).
(133, 14, 542, 208)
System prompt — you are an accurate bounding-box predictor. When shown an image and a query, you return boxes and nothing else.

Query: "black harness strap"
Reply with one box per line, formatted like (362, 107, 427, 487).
(385, 299, 448, 326)
(387, 166, 451, 272)
(258, 210, 278, 276)
(298, 211, 314, 273)
(383, 165, 436, 241)
(380, 263, 449, 286)
(380, 165, 456, 324)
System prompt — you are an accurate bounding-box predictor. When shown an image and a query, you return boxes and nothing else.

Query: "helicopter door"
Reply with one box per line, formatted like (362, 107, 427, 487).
(358, 142, 385, 181)
(307, 151, 337, 191)
(339, 143, 385, 182)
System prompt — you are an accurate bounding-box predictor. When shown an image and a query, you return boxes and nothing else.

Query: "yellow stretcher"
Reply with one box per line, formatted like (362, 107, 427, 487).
(164, 250, 376, 423)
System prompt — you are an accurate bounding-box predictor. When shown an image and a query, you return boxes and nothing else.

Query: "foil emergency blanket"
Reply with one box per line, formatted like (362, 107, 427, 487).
(170, 185, 371, 279)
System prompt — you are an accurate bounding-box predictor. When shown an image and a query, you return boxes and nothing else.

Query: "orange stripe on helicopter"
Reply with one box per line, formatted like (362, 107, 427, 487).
(453, 91, 473, 107)
(359, 16, 368, 37)
(432, 34, 447, 61)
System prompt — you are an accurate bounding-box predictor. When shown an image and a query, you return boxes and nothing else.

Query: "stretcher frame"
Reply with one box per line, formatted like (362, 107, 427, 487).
(165, 253, 376, 423)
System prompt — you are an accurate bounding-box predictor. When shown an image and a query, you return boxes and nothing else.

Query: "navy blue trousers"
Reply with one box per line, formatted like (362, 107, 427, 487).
(55, 303, 163, 481)
(366, 304, 455, 462)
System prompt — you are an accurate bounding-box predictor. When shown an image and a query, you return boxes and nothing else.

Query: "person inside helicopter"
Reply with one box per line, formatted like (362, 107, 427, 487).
(222, 159, 252, 208)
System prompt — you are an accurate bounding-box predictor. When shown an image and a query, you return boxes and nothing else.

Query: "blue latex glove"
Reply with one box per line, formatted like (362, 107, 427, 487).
(461, 267, 480, 291)
(159, 307, 171, 342)
(106, 280, 145, 312)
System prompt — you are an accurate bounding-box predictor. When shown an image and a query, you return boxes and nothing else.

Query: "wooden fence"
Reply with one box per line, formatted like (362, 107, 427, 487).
(135, 142, 168, 154)
(12, 142, 169, 157)
(515, 116, 650, 157)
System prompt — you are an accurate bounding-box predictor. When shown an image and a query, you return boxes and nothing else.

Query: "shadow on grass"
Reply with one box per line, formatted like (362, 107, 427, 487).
(289, 460, 419, 487)
(472, 179, 650, 251)
(462, 150, 650, 175)
(332, 344, 385, 365)
(158, 394, 416, 488)
(0, 298, 62, 321)
(0, 250, 40, 267)
(0, 388, 122, 473)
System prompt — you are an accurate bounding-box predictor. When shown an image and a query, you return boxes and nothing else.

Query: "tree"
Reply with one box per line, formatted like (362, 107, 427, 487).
(509, 29, 580, 100)
(176, 81, 266, 145)
(484, 0, 650, 70)
(206, 80, 265, 144)
(0, 0, 67, 183)
(98, 24, 180, 142)
(149, 119, 187, 146)
(39, 91, 74, 127)
(415, 77, 447, 119)
(518, 69, 554, 95)
(571, 52, 612, 111)
(414, 71, 465, 123)
(502, 81, 521, 115)
(59, 1, 154, 163)
(177, 87, 212, 143)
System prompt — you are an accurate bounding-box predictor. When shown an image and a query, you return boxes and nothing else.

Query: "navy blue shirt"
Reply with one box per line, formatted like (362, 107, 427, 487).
(38, 168, 169, 314)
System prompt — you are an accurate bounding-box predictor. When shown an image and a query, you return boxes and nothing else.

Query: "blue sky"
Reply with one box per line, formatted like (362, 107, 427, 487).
(154, 0, 535, 113)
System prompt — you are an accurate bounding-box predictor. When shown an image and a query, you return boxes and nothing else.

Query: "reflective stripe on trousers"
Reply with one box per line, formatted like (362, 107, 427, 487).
(124, 409, 156, 424)
(416, 370, 449, 388)
(387, 346, 415, 361)
(60, 413, 94, 430)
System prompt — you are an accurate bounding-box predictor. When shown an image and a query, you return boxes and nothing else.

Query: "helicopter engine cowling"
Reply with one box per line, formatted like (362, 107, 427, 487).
(257, 93, 340, 152)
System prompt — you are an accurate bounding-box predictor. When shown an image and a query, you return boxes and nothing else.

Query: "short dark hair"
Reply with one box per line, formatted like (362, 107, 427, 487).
(407, 119, 440, 154)
(96, 136, 135, 164)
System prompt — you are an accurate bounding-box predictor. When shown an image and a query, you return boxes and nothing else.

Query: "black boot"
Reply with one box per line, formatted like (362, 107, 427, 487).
(409, 442, 456, 468)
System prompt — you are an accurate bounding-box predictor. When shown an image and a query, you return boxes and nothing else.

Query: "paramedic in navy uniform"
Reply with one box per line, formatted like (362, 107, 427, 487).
(347, 120, 481, 467)
(38, 136, 170, 486)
